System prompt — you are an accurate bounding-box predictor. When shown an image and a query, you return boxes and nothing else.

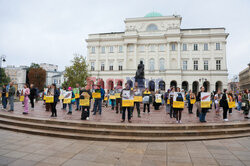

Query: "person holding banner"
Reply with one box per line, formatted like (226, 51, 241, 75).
(121, 83, 133, 123)
(214, 90, 222, 115)
(93, 84, 105, 115)
(199, 86, 210, 122)
(220, 89, 229, 121)
(153, 90, 162, 110)
(49, 84, 60, 117)
(131, 85, 142, 118)
(242, 89, 249, 119)
(80, 86, 92, 120)
(66, 87, 75, 115)
(23, 84, 30, 114)
(164, 89, 171, 114)
(187, 90, 195, 114)
(1, 85, 7, 110)
(228, 91, 234, 114)
(173, 87, 184, 123)
(109, 88, 116, 110)
(74, 83, 80, 111)
(143, 88, 151, 113)
(115, 83, 123, 114)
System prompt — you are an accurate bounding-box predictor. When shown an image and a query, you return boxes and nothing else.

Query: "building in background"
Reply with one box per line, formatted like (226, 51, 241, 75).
(239, 63, 250, 91)
(227, 75, 239, 93)
(4, 65, 28, 90)
(40, 63, 64, 88)
(86, 12, 229, 92)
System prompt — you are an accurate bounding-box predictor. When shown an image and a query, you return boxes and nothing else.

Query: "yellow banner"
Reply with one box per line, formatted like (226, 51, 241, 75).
(46, 96, 54, 103)
(104, 97, 108, 101)
(63, 98, 71, 104)
(0, 93, 1, 98)
(201, 101, 211, 108)
(115, 93, 121, 98)
(43, 96, 46, 101)
(134, 96, 143, 102)
(184, 97, 186, 101)
(80, 99, 90, 106)
(75, 93, 80, 99)
(122, 100, 134, 107)
(173, 101, 184, 108)
(59, 95, 64, 100)
(167, 99, 170, 105)
(109, 95, 116, 99)
(92, 92, 101, 99)
(190, 99, 196, 104)
(6, 92, 9, 98)
(228, 102, 236, 108)
(156, 99, 162, 103)
(19, 96, 24, 102)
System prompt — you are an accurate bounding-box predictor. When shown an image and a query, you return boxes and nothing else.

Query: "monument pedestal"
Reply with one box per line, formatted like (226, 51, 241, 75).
(135, 78, 145, 89)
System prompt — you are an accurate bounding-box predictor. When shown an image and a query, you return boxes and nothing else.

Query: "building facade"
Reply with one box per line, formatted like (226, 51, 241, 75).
(86, 12, 229, 93)
(239, 63, 250, 91)
(4, 65, 28, 90)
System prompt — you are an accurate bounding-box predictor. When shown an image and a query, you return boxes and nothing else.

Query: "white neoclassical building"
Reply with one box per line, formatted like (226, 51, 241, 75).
(86, 12, 229, 93)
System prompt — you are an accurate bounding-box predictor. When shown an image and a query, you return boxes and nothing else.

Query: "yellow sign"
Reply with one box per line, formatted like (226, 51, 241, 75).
(143, 91, 151, 95)
(59, 95, 64, 100)
(167, 99, 170, 105)
(109, 95, 116, 99)
(115, 93, 121, 98)
(173, 101, 184, 108)
(184, 97, 186, 101)
(190, 99, 196, 104)
(75, 93, 80, 99)
(201, 101, 211, 108)
(19, 96, 24, 102)
(6, 92, 9, 98)
(122, 100, 134, 107)
(63, 98, 71, 104)
(92, 92, 101, 99)
(156, 99, 162, 103)
(43, 96, 46, 101)
(46, 96, 54, 103)
(228, 102, 236, 108)
(134, 96, 143, 102)
(0, 93, 2, 98)
(80, 99, 90, 106)
(104, 97, 108, 101)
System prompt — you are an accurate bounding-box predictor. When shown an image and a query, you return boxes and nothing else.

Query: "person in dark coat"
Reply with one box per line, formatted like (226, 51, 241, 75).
(29, 84, 36, 109)
(80, 85, 92, 120)
(220, 89, 229, 121)
(50, 83, 60, 117)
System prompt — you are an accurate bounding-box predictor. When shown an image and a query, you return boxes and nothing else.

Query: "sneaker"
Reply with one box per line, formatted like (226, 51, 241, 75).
(176, 121, 179, 123)
(86, 117, 90, 120)
(179, 120, 182, 124)
(224, 119, 229, 122)
(121, 120, 125, 123)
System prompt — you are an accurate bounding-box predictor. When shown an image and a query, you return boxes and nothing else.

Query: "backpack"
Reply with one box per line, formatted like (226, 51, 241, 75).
(176, 93, 184, 102)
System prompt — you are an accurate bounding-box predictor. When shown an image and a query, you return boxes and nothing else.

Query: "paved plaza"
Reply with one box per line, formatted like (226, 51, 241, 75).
(0, 101, 249, 124)
(0, 129, 249, 166)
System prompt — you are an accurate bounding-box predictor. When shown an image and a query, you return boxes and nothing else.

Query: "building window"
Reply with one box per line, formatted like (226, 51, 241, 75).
(109, 63, 113, 71)
(216, 43, 220, 50)
(159, 58, 165, 71)
(171, 44, 176, 51)
(149, 59, 155, 71)
(204, 60, 208, 70)
(183, 44, 187, 51)
(118, 62, 123, 71)
(91, 62, 95, 71)
(159, 44, 164, 52)
(204, 43, 208, 51)
(150, 45, 155, 52)
(146, 24, 158, 31)
(194, 44, 198, 51)
(119, 46, 123, 53)
(109, 46, 114, 53)
(128, 45, 134, 52)
(183, 61, 187, 70)
(139, 45, 145, 52)
(91, 47, 95, 53)
(216, 60, 221, 70)
(101, 63, 105, 71)
(193, 60, 198, 70)
(101, 46, 105, 54)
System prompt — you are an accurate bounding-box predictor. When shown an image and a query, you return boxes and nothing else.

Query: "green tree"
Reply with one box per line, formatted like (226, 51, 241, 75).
(0, 68, 10, 87)
(64, 54, 90, 87)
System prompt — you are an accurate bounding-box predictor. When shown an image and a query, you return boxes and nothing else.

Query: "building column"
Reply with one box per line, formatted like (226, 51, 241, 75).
(124, 44, 127, 70)
(166, 43, 170, 69)
(177, 42, 181, 69)
(134, 44, 137, 69)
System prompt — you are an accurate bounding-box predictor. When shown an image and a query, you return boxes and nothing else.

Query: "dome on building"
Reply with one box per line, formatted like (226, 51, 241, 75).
(144, 12, 163, 17)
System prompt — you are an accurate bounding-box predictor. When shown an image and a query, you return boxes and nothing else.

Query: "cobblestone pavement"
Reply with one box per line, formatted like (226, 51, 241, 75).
(0, 101, 249, 124)
(0, 129, 249, 166)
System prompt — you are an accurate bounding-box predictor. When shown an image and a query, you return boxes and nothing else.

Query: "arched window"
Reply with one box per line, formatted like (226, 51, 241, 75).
(149, 59, 155, 71)
(146, 24, 158, 31)
(159, 58, 165, 71)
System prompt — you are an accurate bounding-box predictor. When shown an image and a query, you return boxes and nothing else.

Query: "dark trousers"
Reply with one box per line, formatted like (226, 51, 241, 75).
(30, 97, 34, 108)
(175, 109, 182, 121)
(122, 107, 131, 120)
(143, 103, 150, 113)
(200, 108, 207, 122)
(50, 102, 57, 116)
(170, 106, 175, 118)
(93, 99, 102, 114)
(229, 108, 232, 113)
(2, 96, 7, 109)
(111, 99, 115, 110)
(188, 103, 193, 113)
(81, 106, 90, 119)
(223, 107, 228, 119)
(132, 102, 140, 117)
(45, 103, 51, 111)
(76, 98, 80, 110)
(116, 98, 122, 113)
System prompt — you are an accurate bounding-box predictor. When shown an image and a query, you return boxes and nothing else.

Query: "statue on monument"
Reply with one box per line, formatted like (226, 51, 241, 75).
(135, 60, 144, 81)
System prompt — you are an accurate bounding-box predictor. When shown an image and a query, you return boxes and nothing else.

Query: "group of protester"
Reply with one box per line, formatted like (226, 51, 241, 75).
(0, 81, 249, 124)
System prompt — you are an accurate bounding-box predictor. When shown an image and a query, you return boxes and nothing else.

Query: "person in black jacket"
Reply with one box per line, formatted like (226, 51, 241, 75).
(1, 85, 7, 110)
(50, 83, 60, 117)
(80, 86, 92, 120)
(220, 89, 229, 121)
(29, 84, 36, 109)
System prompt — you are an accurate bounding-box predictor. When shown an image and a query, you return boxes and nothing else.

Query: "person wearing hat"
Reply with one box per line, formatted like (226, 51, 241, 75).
(93, 83, 105, 115)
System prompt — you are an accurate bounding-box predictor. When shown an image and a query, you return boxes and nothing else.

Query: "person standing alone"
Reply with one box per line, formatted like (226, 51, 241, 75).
(29, 84, 36, 110)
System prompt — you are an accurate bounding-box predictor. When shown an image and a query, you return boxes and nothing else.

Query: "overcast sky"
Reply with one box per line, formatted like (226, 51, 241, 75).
(0, 0, 249, 78)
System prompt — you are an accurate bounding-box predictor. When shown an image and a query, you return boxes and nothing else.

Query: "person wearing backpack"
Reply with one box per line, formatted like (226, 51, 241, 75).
(143, 88, 151, 113)
(169, 87, 175, 118)
(175, 87, 184, 123)
(199, 86, 209, 122)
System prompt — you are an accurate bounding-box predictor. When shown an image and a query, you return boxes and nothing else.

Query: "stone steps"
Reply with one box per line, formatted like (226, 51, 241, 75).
(0, 113, 250, 142)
